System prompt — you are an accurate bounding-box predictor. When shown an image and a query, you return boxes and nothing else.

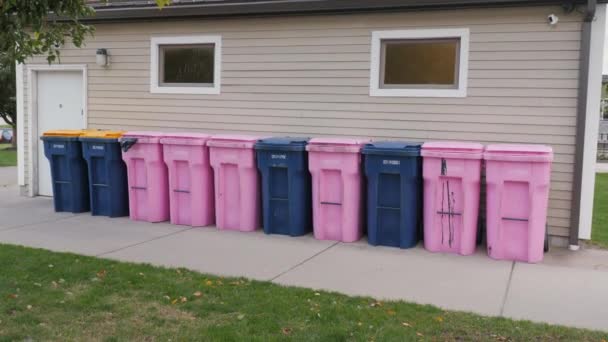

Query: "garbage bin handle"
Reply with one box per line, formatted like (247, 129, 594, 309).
(436, 211, 462, 216)
(501, 217, 528, 222)
(120, 138, 138, 152)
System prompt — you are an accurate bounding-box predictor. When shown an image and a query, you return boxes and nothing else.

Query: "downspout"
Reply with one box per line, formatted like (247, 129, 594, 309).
(570, 0, 597, 249)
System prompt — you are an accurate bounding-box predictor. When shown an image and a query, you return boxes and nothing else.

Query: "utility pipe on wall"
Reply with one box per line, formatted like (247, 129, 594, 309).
(570, 0, 598, 249)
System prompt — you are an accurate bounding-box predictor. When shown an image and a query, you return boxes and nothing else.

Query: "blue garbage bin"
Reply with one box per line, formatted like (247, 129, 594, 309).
(80, 131, 129, 217)
(40, 130, 90, 213)
(362, 141, 422, 249)
(255, 137, 311, 236)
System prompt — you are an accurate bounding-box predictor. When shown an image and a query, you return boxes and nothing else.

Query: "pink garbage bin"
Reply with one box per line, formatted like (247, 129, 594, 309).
(207, 135, 262, 232)
(120, 131, 169, 222)
(484, 144, 553, 263)
(161, 133, 214, 227)
(421, 142, 483, 255)
(307, 137, 370, 242)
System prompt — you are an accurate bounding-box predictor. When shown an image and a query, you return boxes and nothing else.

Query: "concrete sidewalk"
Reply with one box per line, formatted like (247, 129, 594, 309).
(0, 185, 607, 332)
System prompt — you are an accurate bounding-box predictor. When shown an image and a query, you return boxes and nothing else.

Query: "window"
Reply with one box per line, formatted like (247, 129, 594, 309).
(150, 36, 221, 94)
(370, 29, 469, 97)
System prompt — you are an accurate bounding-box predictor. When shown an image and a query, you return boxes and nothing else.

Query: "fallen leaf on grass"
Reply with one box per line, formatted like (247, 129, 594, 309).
(237, 314, 245, 320)
(370, 301, 383, 308)
(180, 296, 187, 303)
(48, 264, 54, 268)
(163, 295, 171, 300)
(33, 283, 42, 287)
(58, 279, 65, 284)
(51, 281, 58, 289)
(7, 294, 18, 299)
(281, 327, 292, 335)
(171, 299, 178, 305)
(416, 332, 424, 337)
(386, 309, 396, 315)
(357, 322, 363, 326)
(204, 280, 214, 286)
(193, 291, 203, 297)
(96, 270, 107, 279)
(138, 273, 145, 277)
(26, 305, 32, 310)
(314, 292, 321, 296)
(401, 322, 411, 327)
(435, 316, 444, 322)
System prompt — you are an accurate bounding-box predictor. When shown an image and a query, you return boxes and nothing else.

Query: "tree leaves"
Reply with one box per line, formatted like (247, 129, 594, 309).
(0, 0, 95, 64)
(156, 0, 172, 9)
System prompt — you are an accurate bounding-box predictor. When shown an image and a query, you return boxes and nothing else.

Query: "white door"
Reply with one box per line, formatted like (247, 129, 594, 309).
(37, 71, 85, 196)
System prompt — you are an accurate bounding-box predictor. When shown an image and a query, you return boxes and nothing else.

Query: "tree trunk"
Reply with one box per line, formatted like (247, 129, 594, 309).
(11, 124, 16, 149)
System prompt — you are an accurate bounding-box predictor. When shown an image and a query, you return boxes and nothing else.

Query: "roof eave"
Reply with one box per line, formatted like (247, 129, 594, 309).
(61, 0, 594, 22)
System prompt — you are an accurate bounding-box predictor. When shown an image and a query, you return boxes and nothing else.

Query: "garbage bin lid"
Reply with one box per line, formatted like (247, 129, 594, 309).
(160, 132, 211, 146)
(421, 141, 483, 160)
(120, 131, 165, 144)
(255, 137, 309, 151)
(362, 141, 422, 157)
(80, 130, 125, 139)
(42, 129, 88, 137)
(41, 129, 97, 141)
(207, 134, 262, 149)
(306, 137, 370, 153)
(484, 144, 553, 162)
(122, 131, 165, 137)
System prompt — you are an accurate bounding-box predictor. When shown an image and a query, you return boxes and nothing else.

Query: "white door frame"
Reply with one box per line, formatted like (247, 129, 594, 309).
(26, 64, 88, 197)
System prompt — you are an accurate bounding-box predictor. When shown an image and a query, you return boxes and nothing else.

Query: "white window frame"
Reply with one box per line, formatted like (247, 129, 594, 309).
(150, 35, 222, 95)
(369, 28, 469, 98)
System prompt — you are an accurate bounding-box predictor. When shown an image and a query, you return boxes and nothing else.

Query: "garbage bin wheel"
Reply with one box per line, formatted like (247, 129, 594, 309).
(544, 225, 550, 253)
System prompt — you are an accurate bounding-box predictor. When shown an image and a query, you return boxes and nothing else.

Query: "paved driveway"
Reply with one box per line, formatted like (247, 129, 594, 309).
(0, 166, 17, 187)
(0, 186, 607, 332)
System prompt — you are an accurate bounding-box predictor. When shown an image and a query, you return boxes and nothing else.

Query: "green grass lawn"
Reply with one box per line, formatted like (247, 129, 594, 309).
(592, 173, 608, 247)
(0, 244, 605, 341)
(0, 144, 16, 167)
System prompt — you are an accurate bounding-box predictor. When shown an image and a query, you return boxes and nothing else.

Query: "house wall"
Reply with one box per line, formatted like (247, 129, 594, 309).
(22, 5, 583, 241)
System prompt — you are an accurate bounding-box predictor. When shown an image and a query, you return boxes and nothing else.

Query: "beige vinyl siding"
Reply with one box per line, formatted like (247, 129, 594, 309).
(23, 5, 582, 239)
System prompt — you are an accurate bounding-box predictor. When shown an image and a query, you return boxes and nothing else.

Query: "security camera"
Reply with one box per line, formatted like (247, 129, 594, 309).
(547, 14, 559, 25)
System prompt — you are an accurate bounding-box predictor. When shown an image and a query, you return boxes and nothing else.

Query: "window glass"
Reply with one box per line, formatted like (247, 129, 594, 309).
(382, 39, 459, 88)
(160, 44, 214, 85)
